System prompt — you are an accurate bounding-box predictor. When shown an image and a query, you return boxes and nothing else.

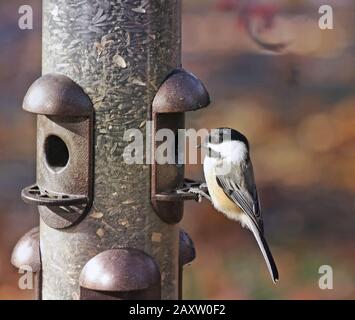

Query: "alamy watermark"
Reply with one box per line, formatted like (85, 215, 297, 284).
(17, 265, 35, 290)
(17, 263, 335, 291)
(18, 4, 334, 31)
(123, 124, 233, 175)
(319, 5, 334, 30)
(18, 5, 33, 30)
(318, 265, 333, 290)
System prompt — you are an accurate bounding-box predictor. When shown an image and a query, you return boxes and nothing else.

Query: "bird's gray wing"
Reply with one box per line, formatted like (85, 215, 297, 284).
(216, 159, 279, 282)
(216, 158, 264, 233)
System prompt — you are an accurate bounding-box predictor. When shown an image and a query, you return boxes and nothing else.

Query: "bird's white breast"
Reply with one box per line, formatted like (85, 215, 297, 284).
(203, 156, 243, 222)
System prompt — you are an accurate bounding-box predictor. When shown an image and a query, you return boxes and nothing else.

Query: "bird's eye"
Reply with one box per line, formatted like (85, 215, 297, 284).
(208, 147, 221, 158)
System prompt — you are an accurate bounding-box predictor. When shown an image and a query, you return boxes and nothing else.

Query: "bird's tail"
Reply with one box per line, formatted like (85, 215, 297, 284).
(244, 216, 279, 283)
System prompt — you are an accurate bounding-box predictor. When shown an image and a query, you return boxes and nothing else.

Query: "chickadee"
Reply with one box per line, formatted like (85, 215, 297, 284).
(201, 128, 279, 283)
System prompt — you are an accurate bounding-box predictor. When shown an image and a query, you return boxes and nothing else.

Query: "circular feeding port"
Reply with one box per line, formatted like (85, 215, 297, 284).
(45, 135, 69, 172)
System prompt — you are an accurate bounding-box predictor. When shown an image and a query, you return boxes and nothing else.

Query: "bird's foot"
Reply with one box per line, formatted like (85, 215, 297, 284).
(188, 186, 211, 203)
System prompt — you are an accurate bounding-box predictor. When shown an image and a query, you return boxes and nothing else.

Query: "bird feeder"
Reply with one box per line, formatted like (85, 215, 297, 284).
(21, 73, 94, 229)
(151, 69, 210, 224)
(12, 0, 209, 300)
(79, 248, 161, 300)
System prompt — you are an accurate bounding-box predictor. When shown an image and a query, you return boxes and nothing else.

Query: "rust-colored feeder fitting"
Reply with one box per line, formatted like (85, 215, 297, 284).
(151, 69, 210, 224)
(11, 227, 41, 299)
(21, 73, 94, 229)
(179, 230, 196, 299)
(79, 248, 161, 300)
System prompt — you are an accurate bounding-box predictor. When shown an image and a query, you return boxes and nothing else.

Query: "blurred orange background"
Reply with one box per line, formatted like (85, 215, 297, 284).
(1, 0, 355, 299)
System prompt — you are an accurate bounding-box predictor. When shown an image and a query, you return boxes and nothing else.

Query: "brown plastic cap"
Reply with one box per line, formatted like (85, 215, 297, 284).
(152, 69, 210, 113)
(79, 248, 161, 292)
(179, 229, 196, 266)
(11, 227, 41, 272)
(23, 73, 93, 116)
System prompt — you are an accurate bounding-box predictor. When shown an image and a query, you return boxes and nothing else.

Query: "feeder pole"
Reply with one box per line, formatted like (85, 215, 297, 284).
(40, 0, 181, 299)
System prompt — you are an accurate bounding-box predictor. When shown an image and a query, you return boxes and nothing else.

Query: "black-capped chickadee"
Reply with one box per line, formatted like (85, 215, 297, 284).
(201, 128, 279, 283)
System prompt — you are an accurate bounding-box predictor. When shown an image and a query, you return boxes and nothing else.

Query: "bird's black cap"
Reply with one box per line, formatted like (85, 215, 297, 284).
(208, 127, 250, 151)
